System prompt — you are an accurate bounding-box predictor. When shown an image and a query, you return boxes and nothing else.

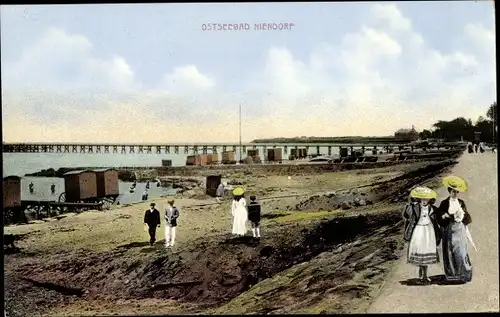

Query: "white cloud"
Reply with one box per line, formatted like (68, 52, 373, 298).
(3, 27, 137, 91)
(371, 3, 412, 32)
(1, 4, 496, 142)
(163, 65, 215, 91)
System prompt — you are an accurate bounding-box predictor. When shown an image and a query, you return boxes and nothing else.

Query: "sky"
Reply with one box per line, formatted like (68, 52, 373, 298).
(1, 2, 496, 143)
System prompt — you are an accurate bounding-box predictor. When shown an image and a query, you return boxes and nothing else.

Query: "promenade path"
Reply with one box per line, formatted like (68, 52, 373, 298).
(369, 151, 499, 313)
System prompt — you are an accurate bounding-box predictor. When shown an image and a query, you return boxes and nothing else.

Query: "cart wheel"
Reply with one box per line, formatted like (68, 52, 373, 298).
(58, 192, 66, 203)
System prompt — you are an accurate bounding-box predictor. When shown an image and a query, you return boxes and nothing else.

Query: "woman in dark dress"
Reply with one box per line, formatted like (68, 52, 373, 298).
(436, 176, 474, 283)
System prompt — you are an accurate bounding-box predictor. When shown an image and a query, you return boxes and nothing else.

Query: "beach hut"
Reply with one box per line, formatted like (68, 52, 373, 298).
(63, 170, 97, 202)
(3, 176, 21, 209)
(206, 175, 222, 197)
(94, 168, 119, 197)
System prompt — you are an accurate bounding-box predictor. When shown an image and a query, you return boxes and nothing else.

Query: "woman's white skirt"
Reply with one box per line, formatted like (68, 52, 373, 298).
(232, 209, 248, 235)
(408, 223, 439, 266)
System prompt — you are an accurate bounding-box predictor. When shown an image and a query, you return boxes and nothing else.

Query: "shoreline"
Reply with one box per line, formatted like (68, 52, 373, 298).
(22, 149, 462, 179)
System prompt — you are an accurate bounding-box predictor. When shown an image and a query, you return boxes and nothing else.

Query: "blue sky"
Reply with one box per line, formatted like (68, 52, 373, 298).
(1, 2, 496, 142)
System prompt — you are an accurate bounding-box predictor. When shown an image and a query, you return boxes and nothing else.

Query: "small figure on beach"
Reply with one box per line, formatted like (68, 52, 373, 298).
(436, 175, 474, 284)
(142, 190, 148, 201)
(29, 182, 34, 194)
(473, 142, 478, 153)
(164, 200, 180, 247)
(146, 181, 150, 190)
(402, 186, 441, 284)
(479, 142, 485, 153)
(231, 187, 248, 236)
(467, 142, 473, 154)
(216, 182, 225, 202)
(156, 178, 161, 187)
(144, 203, 161, 246)
(129, 186, 135, 193)
(247, 195, 262, 238)
(50, 183, 56, 195)
(132, 180, 137, 188)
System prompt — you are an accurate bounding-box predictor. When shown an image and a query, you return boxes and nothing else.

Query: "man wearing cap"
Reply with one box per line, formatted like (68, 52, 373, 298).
(144, 203, 161, 246)
(164, 200, 180, 247)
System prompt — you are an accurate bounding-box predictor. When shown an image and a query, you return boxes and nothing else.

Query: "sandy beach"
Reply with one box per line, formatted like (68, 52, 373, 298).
(4, 159, 458, 316)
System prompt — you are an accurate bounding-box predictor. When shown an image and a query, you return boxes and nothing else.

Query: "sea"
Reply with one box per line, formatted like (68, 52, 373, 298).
(2, 153, 190, 205)
(2, 146, 340, 205)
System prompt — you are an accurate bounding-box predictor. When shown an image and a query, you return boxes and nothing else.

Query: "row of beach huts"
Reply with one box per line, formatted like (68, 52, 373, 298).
(3, 168, 120, 211)
(184, 148, 310, 166)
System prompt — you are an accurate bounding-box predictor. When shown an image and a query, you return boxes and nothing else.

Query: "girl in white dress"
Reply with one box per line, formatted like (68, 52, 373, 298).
(402, 187, 441, 283)
(231, 188, 248, 236)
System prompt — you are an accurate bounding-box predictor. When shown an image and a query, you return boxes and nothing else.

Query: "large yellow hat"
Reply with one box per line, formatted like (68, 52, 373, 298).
(232, 187, 245, 196)
(442, 175, 468, 192)
(410, 186, 437, 199)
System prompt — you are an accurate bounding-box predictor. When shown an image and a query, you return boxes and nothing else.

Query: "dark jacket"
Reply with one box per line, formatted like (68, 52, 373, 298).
(144, 208, 161, 227)
(402, 202, 441, 246)
(436, 197, 472, 227)
(247, 201, 261, 223)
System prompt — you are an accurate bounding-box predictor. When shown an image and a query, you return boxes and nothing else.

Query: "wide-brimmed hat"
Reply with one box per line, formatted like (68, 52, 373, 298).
(232, 187, 245, 196)
(150, 203, 156, 207)
(410, 186, 437, 199)
(443, 175, 468, 192)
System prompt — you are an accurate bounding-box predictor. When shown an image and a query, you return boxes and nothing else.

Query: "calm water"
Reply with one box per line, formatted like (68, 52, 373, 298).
(19, 176, 174, 205)
(2, 146, 340, 177)
(2, 146, 340, 204)
(3, 153, 184, 204)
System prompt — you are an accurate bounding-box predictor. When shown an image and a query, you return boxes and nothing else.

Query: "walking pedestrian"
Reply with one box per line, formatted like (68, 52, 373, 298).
(144, 203, 161, 246)
(29, 182, 34, 194)
(142, 190, 148, 201)
(231, 187, 248, 236)
(467, 142, 473, 154)
(164, 200, 180, 247)
(50, 183, 56, 195)
(402, 186, 441, 284)
(247, 195, 262, 238)
(473, 143, 478, 153)
(436, 175, 474, 283)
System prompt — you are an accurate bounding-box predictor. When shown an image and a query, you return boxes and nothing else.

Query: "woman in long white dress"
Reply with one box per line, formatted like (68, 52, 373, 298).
(231, 188, 248, 236)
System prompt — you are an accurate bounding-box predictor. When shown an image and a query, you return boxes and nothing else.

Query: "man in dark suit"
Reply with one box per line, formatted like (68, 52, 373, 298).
(144, 203, 161, 246)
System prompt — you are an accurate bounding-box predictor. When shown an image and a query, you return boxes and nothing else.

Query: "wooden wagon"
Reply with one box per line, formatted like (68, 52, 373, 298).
(58, 169, 120, 210)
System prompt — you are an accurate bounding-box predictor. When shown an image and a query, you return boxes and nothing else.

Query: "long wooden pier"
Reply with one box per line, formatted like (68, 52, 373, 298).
(2, 142, 464, 156)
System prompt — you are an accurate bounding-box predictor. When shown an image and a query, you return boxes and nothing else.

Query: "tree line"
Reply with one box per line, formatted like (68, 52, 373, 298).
(419, 102, 497, 142)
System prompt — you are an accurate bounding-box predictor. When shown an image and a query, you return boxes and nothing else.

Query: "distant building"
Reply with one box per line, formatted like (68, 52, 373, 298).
(395, 125, 419, 141)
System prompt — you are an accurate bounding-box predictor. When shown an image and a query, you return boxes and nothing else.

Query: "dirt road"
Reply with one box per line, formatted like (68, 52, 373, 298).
(368, 152, 499, 313)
